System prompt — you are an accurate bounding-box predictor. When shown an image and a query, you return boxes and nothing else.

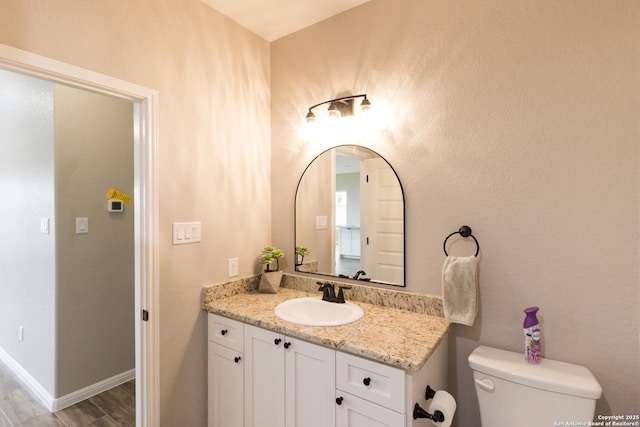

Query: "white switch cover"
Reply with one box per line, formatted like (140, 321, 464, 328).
(316, 215, 328, 230)
(228, 258, 239, 277)
(40, 218, 49, 234)
(76, 217, 89, 234)
(172, 222, 202, 245)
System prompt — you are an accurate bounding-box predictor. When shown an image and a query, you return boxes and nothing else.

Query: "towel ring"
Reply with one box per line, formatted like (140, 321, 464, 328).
(443, 225, 480, 257)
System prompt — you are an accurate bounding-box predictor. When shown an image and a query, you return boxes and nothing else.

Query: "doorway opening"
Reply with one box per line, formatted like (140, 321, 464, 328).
(0, 43, 159, 426)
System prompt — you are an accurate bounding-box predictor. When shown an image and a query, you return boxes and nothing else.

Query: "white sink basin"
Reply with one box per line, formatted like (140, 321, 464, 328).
(274, 297, 364, 326)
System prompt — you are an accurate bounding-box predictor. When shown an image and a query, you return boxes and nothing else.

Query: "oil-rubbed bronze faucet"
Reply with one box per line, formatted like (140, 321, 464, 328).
(335, 286, 352, 304)
(317, 282, 352, 303)
(318, 282, 337, 302)
(353, 270, 366, 280)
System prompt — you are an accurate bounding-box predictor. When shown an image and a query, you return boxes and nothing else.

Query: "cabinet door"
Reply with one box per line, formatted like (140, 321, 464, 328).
(208, 342, 243, 427)
(335, 391, 405, 427)
(244, 324, 285, 427)
(285, 337, 336, 427)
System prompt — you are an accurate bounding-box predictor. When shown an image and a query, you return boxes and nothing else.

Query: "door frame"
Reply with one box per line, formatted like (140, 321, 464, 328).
(0, 43, 159, 426)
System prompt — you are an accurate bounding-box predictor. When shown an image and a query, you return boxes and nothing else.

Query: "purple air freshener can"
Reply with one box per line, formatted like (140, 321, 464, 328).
(523, 307, 541, 364)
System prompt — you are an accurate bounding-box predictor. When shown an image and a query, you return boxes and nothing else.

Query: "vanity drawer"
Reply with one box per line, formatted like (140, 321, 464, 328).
(208, 314, 244, 352)
(336, 352, 405, 412)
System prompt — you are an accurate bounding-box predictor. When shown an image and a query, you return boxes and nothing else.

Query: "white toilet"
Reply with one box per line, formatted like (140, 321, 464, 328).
(468, 346, 602, 427)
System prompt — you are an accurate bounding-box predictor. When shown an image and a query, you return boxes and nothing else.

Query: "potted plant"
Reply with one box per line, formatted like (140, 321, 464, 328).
(295, 246, 310, 266)
(258, 245, 284, 293)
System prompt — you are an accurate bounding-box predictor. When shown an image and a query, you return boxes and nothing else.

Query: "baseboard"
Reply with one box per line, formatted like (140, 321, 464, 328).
(0, 346, 134, 412)
(52, 368, 135, 411)
(0, 346, 55, 410)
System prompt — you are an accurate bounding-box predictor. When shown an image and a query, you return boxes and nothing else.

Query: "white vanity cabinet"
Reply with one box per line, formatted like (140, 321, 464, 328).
(208, 313, 447, 427)
(244, 324, 335, 427)
(207, 314, 244, 427)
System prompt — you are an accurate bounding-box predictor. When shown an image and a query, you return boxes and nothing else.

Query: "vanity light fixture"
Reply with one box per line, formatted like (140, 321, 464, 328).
(305, 94, 371, 122)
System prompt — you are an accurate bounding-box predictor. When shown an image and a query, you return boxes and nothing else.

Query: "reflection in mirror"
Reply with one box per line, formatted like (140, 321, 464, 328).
(295, 145, 405, 286)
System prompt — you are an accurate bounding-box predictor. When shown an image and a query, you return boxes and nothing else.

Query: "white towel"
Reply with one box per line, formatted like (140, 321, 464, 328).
(442, 256, 478, 326)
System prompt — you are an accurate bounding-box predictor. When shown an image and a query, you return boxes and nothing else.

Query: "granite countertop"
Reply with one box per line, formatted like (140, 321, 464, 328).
(202, 274, 449, 372)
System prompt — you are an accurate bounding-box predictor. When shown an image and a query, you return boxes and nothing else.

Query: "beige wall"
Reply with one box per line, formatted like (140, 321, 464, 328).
(296, 151, 334, 273)
(0, 0, 270, 425)
(272, 1, 639, 425)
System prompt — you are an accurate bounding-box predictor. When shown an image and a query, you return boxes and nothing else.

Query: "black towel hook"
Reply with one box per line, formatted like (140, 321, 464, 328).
(443, 225, 480, 257)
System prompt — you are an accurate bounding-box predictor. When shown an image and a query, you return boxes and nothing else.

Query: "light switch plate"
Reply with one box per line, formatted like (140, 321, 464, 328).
(40, 218, 49, 234)
(315, 215, 328, 230)
(172, 222, 202, 245)
(76, 217, 89, 234)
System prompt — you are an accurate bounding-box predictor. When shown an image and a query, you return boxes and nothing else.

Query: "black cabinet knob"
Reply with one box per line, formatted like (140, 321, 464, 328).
(221, 329, 228, 336)
(274, 338, 282, 345)
(363, 377, 371, 386)
(335, 396, 343, 405)
(234, 356, 241, 363)
(284, 342, 291, 349)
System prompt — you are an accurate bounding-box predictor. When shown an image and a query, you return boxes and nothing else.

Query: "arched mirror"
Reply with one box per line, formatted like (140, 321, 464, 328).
(295, 145, 405, 286)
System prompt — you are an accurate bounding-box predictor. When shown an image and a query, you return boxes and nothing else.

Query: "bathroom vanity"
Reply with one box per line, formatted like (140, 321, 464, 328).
(203, 275, 449, 427)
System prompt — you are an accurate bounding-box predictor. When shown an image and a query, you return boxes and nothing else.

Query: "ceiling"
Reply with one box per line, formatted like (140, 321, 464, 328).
(201, 0, 372, 41)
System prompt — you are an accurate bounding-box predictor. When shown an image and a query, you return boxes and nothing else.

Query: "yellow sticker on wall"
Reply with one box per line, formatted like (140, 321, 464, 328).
(106, 188, 132, 206)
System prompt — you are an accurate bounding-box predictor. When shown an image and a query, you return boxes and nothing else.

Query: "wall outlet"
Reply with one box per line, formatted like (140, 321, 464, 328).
(18, 326, 24, 342)
(228, 258, 239, 278)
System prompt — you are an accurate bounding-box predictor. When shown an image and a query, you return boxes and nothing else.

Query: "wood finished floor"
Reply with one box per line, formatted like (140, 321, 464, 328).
(0, 359, 135, 427)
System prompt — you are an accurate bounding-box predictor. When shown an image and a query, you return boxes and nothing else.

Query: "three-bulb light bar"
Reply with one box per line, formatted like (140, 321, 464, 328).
(305, 94, 371, 122)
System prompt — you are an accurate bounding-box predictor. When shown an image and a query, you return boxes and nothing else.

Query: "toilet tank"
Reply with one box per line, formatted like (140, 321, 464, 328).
(468, 346, 602, 427)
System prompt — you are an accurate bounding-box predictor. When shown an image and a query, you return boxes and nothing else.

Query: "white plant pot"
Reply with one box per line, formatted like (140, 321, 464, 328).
(259, 270, 283, 293)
